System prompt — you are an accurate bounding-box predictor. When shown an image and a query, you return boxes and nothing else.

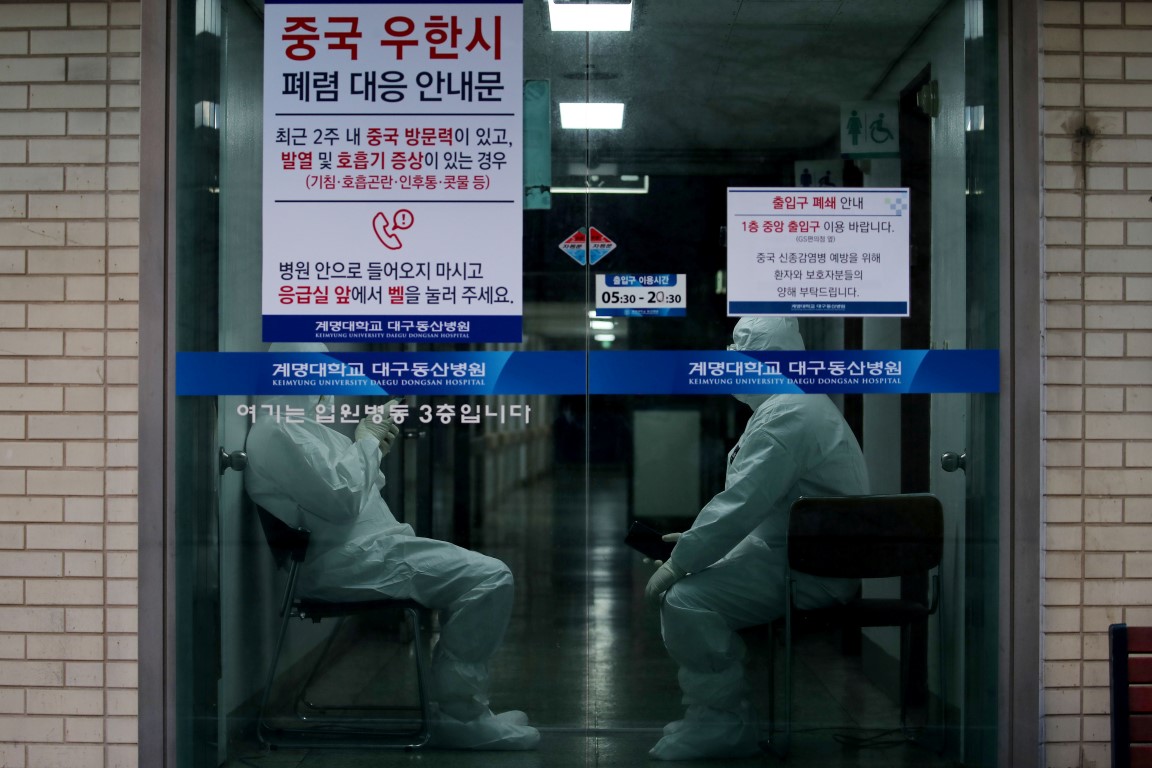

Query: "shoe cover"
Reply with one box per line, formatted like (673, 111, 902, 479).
(648, 703, 762, 761)
(429, 705, 540, 750)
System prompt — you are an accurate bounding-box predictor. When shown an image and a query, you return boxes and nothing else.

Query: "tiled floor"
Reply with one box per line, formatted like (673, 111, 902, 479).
(227, 467, 957, 768)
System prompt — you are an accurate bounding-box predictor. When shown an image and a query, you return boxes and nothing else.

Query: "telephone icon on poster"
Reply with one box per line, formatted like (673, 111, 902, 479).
(372, 209, 414, 251)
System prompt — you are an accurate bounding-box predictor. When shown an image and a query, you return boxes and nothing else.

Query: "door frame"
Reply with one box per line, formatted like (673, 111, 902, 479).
(138, 0, 1044, 765)
(998, 0, 1043, 764)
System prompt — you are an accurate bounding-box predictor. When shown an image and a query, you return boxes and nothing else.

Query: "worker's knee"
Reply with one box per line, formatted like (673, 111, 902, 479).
(469, 553, 514, 604)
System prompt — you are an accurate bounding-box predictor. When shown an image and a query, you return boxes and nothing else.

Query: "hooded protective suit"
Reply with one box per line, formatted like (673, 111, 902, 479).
(244, 343, 538, 750)
(646, 318, 869, 761)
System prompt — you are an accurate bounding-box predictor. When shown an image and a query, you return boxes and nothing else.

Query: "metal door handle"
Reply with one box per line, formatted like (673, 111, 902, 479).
(940, 451, 967, 473)
(219, 447, 248, 475)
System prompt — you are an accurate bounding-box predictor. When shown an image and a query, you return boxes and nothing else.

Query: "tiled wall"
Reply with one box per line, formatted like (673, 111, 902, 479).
(1042, 2, 1152, 766)
(0, 2, 140, 767)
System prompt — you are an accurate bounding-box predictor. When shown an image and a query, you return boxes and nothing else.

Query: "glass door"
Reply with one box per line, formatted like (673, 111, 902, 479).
(569, 0, 999, 761)
(170, 0, 1001, 765)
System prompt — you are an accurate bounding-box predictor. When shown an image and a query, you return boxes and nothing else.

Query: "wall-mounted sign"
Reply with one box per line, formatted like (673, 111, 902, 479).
(793, 160, 843, 188)
(262, 0, 525, 344)
(840, 101, 900, 157)
(558, 226, 616, 266)
(726, 188, 910, 317)
(595, 274, 687, 317)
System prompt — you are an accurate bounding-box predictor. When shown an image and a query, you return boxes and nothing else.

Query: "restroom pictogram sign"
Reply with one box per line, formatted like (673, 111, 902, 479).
(558, 227, 617, 266)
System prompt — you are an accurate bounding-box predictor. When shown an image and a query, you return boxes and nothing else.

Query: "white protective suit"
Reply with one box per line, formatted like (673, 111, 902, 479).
(244, 344, 539, 750)
(647, 318, 869, 761)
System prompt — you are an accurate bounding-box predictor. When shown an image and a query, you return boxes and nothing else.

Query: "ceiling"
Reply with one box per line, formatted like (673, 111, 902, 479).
(523, 0, 946, 171)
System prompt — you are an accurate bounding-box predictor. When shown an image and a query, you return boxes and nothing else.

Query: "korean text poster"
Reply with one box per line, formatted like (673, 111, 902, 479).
(263, 0, 524, 343)
(726, 188, 911, 317)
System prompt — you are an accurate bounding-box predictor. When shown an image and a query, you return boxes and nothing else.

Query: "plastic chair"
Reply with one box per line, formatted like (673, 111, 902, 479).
(1109, 623, 1152, 768)
(765, 493, 944, 757)
(254, 505, 432, 750)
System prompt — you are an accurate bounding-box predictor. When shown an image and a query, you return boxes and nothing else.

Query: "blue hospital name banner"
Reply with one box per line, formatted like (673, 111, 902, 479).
(262, 0, 525, 344)
(587, 350, 998, 395)
(177, 350, 998, 395)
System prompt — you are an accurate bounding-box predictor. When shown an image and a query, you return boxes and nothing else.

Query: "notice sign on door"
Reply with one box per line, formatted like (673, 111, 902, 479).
(262, 1, 524, 344)
(595, 274, 687, 317)
(726, 188, 910, 317)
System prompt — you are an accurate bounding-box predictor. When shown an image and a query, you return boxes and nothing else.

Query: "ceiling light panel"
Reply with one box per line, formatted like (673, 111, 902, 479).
(548, 1, 632, 32)
(559, 102, 624, 129)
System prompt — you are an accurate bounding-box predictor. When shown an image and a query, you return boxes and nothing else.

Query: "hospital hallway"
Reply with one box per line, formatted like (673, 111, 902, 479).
(225, 466, 957, 768)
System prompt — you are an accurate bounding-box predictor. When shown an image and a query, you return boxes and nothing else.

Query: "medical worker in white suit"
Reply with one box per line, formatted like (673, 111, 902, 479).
(644, 318, 870, 760)
(244, 342, 539, 751)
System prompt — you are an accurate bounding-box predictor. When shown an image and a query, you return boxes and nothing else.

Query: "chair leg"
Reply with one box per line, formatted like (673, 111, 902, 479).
(764, 587, 793, 759)
(295, 616, 348, 719)
(932, 605, 947, 755)
(404, 607, 432, 747)
(257, 603, 296, 746)
(780, 596, 792, 757)
(260, 607, 432, 749)
(767, 625, 776, 732)
(899, 624, 911, 730)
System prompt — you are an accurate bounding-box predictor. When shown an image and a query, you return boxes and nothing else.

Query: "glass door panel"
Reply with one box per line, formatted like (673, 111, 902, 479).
(575, 0, 999, 762)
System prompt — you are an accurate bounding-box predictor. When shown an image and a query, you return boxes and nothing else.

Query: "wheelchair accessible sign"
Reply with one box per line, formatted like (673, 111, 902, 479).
(841, 101, 900, 157)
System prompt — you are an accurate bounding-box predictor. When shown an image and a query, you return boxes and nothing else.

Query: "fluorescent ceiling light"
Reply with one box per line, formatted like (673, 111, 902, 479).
(553, 175, 649, 194)
(589, 320, 615, 331)
(560, 102, 624, 130)
(593, 334, 616, 342)
(548, 1, 632, 32)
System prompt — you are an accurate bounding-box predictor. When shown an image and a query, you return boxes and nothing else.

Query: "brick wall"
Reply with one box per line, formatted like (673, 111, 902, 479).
(1042, 2, 1152, 767)
(0, 3, 140, 767)
(3, 0, 1150, 766)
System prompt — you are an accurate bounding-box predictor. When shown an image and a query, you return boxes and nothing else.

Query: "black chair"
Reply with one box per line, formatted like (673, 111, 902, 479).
(1109, 623, 1152, 768)
(254, 505, 432, 750)
(765, 493, 944, 757)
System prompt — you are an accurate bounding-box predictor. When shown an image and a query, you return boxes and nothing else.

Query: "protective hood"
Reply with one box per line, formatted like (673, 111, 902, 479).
(255, 342, 333, 418)
(730, 317, 804, 410)
(730, 317, 804, 353)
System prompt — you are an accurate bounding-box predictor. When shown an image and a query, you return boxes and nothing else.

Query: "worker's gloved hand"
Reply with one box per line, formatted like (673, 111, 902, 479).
(645, 559, 687, 607)
(643, 532, 683, 567)
(355, 416, 399, 453)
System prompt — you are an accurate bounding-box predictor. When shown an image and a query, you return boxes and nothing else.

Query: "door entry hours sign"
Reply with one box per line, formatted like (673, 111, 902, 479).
(595, 274, 687, 317)
(263, 0, 524, 344)
(726, 188, 910, 317)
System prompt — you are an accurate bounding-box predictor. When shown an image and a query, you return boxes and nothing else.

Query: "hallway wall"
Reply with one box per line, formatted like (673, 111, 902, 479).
(1040, 2, 1152, 766)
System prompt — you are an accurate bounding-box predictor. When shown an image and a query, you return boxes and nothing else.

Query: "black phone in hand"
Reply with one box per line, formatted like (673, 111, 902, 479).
(625, 521, 675, 562)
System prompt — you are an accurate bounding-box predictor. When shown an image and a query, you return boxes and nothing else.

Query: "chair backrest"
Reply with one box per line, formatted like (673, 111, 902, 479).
(254, 503, 310, 570)
(1110, 623, 1152, 768)
(787, 494, 943, 579)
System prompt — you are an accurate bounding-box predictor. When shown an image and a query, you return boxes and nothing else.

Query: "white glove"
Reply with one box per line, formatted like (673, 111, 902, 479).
(355, 399, 402, 455)
(642, 532, 683, 566)
(645, 559, 687, 607)
(355, 416, 399, 453)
